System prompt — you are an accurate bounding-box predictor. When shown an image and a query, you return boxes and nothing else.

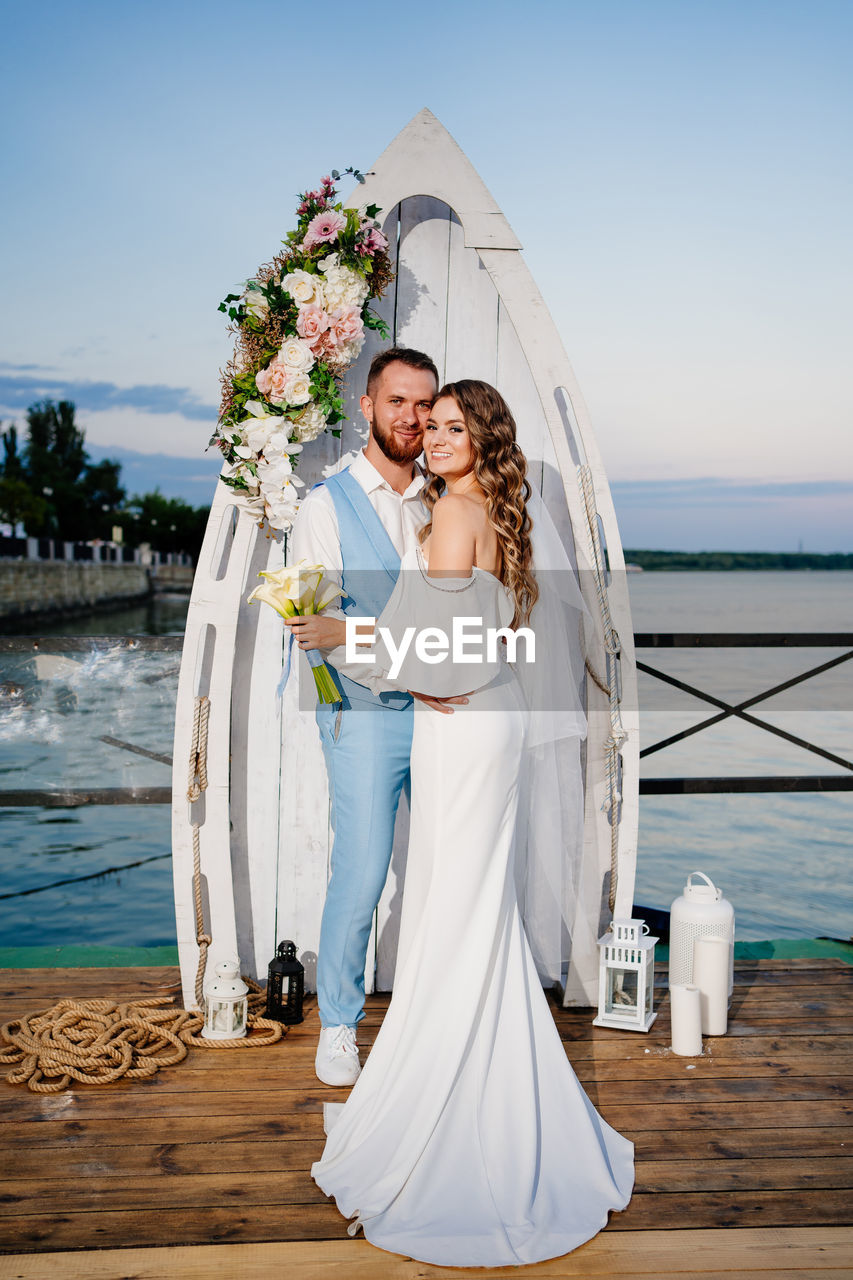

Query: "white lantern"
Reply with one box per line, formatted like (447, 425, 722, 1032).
(202, 960, 248, 1040)
(593, 918, 658, 1033)
(669, 872, 735, 995)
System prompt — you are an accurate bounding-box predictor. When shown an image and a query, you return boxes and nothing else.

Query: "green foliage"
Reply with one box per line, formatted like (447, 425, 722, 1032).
(115, 490, 209, 561)
(0, 476, 48, 532)
(363, 309, 390, 337)
(0, 399, 209, 558)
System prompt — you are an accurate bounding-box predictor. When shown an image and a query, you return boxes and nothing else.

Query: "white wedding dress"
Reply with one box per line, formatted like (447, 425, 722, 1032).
(311, 550, 634, 1267)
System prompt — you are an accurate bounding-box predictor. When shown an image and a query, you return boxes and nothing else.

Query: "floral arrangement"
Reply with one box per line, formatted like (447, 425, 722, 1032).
(248, 562, 344, 703)
(213, 170, 393, 532)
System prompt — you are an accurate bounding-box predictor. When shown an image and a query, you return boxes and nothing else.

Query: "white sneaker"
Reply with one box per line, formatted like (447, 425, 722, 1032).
(315, 1024, 361, 1086)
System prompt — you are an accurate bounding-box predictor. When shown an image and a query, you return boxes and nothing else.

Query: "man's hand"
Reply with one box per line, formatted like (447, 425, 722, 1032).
(284, 615, 348, 650)
(410, 691, 470, 715)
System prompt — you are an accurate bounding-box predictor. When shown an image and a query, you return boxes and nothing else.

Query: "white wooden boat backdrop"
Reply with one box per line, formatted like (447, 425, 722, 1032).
(171, 110, 639, 1012)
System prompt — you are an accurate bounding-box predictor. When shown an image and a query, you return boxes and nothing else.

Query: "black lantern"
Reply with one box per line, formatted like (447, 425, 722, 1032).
(266, 940, 305, 1025)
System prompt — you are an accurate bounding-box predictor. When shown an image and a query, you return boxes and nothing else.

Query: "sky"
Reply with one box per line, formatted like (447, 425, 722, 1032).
(1, 0, 850, 550)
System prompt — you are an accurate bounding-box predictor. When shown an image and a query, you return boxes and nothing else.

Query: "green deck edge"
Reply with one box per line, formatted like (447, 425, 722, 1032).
(0, 945, 180, 968)
(0, 938, 850, 968)
(655, 937, 852, 964)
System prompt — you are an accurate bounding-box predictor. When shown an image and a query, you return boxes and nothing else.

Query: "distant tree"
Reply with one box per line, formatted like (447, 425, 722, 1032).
(18, 400, 127, 540)
(23, 400, 88, 536)
(0, 423, 46, 533)
(0, 477, 48, 533)
(79, 458, 126, 540)
(116, 490, 208, 561)
(3, 399, 208, 556)
(1, 423, 24, 479)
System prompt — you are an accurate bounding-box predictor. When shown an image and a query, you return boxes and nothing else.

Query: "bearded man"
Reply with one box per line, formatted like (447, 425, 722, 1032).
(288, 346, 456, 1085)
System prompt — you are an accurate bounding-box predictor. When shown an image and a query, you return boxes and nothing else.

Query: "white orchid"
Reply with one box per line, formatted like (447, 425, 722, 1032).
(244, 282, 270, 320)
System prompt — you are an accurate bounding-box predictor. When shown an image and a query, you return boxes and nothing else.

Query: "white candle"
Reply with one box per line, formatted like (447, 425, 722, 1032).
(693, 935, 730, 1035)
(669, 983, 702, 1056)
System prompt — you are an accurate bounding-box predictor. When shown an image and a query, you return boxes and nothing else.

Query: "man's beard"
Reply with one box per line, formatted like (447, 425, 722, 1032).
(371, 416, 423, 464)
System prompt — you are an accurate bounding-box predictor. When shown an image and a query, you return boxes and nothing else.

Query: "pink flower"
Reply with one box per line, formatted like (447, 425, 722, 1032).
(302, 208, 346, 250)
(309, 330, 337, 361)
(255, 356, 291, 405)
(329, 306, 364, 346)
(366, 226, 388, 253)
(296, 304, 329, 343)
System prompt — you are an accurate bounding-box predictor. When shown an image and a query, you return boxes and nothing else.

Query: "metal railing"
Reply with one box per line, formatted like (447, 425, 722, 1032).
(635, 632, 853, 793)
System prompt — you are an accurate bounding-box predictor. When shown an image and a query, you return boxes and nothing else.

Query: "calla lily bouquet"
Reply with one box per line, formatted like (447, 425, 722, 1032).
(213, 170, 394, 534)
(248, 561, 344, 704)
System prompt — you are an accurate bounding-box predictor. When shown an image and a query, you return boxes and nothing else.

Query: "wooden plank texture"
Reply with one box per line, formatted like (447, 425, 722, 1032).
(1, 1228, 852, 1279)
(0, 959, 850, 1259)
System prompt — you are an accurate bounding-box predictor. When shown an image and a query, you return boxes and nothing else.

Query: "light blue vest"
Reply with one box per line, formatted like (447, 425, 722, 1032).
(323, 468, 412, 711)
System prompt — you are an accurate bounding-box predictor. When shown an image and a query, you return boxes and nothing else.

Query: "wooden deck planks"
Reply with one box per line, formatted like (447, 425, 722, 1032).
(0, 958, 850, 1262)
(1, 1228, 852, 1279)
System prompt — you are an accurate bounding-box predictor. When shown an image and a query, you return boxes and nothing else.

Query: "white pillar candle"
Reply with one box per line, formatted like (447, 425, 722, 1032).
(669, 983, 702, 1056)
(693, 936, 730, 1035)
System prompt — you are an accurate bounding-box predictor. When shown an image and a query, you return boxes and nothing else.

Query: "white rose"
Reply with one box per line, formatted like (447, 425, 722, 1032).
(278, 336, 315, 373)
(292, 403, 328, 443)
(285, 373, 312, 406)
(282, 269, 324, 308)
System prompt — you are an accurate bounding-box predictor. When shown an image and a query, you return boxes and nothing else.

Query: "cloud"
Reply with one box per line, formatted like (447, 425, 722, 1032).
(0, 369, 217, 423)
(86, 443, 220, 506)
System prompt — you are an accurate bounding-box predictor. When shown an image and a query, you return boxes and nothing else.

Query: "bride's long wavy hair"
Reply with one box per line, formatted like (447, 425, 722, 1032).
(419, 379, 538, 626)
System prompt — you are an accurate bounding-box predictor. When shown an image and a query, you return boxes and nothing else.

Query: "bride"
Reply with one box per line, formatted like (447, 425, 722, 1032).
(308, 380, 633, 1267)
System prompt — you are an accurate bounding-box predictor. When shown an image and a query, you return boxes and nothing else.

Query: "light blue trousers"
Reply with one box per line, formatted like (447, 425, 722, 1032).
(316, 701, 413, 1028)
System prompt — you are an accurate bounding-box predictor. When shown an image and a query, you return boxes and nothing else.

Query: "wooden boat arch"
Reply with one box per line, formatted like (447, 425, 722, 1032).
(171, 109, 639, 1011)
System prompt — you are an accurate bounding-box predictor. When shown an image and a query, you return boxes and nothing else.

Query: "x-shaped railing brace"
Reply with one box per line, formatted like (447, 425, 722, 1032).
(637, 648, 853, 771)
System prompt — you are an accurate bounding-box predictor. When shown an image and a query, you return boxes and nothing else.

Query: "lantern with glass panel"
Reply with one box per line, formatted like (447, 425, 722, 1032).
(593, 918, 658, 1032)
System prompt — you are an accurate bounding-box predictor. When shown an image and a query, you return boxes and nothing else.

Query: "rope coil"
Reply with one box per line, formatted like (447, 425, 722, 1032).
(0, 689, 287, 1096)
(0, 986, 283, 1093)
(577, 465, 628, 913)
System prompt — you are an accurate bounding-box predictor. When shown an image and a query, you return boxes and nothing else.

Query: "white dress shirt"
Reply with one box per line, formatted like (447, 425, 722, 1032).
(288, 449, 427, 685)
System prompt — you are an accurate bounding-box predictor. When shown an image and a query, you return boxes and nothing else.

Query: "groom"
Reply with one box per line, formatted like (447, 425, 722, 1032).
(289, 346, 457, 1086)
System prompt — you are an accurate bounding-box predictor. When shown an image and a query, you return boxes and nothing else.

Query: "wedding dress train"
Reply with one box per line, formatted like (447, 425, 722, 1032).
(311, 557, 634, 1267)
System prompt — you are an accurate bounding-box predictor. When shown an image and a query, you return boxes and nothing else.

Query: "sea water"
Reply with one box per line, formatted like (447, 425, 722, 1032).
(0, 574, 850, 948)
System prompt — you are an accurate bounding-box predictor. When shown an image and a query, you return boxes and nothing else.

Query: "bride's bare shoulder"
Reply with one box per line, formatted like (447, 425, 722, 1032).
(432, 492, 487, 531)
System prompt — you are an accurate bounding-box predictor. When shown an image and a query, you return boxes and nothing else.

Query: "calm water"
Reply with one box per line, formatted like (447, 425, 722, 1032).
(0, 574, 851, 949)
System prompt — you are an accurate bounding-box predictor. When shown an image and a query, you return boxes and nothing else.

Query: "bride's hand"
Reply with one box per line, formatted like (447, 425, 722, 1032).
(284, 615, 348, 650)
(410, 691, 471, 714)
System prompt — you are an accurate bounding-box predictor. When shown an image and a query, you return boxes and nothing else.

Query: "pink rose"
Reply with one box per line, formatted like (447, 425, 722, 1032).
(302, 209, 347, 250)
(307, 329, 337, 361)
(255, 356, 291, 405)
(329, 306, 364, 346)
(296, 304, 329, 343)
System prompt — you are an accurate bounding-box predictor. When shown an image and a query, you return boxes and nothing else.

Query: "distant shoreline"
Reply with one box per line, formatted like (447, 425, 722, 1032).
(623, 550, 853, 571)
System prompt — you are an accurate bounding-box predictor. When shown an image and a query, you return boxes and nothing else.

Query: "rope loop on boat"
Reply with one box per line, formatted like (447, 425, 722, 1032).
(577, 465, 628, 912)
(187, 694, 212, 1006)
(0, 983, 283, 1093)
(187, 694, 210, 803)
